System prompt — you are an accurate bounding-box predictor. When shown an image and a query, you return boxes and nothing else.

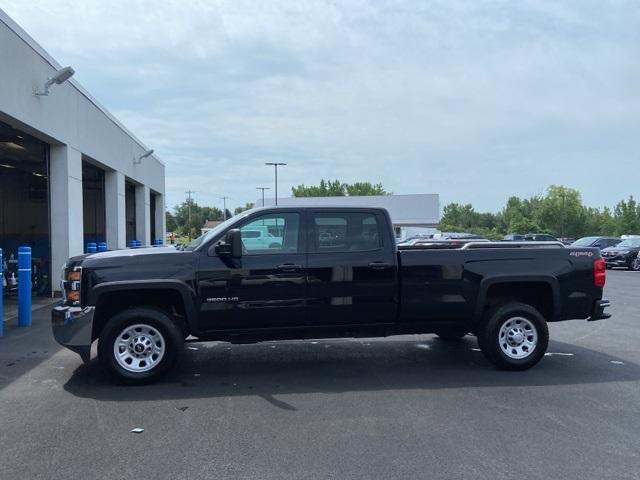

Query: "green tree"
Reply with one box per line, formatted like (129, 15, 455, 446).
(344, 182, 388, 196)
(165, 211, 177, 232)
(438, 185, 633, 239)
(292, 179, 345, 197)
(613, 196, 640, 235)
(439, 203, 482, 230)
(172, 200, 224, 237)
(292, 180, 389, 197)
(539, 185, 584, 238)
(234, 202, 255, 215)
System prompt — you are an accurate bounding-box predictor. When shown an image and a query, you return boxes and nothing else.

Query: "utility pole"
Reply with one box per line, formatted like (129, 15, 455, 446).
(561, 191, 566, 240)
(265, 163, 286, 205)
(256, 187, 270, 207)
(220, 196, 228, 221)
(185, 190, 196, 240)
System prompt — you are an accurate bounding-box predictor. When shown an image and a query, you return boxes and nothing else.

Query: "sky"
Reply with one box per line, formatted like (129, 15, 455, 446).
(1, 0, 639, 213)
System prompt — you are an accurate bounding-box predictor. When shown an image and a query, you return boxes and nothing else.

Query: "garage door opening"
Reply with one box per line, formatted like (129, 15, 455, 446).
(82, 160, 106, 246)
(125, 181, 136, 245)
(0, 120, 51, 295)
(150, 191, 157, 243)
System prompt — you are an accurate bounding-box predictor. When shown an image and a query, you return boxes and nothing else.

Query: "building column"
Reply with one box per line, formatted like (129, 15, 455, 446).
(49, 145, 83, 291)
(105, 171, 126, 249)
(135, 184, 151, 245)
(154, 193, 166, 243)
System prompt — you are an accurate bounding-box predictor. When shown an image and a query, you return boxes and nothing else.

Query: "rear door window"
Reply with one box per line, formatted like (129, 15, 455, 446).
(310, 212, 382, 253)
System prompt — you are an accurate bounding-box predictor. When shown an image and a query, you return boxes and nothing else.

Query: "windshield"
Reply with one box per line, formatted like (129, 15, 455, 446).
(616, 238, 640, 249)
(183, 211, 250, 251)
(572, 237, 598, 247)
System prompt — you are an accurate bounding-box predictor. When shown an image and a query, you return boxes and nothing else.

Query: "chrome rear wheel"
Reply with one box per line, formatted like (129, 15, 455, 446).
(478, 302, 549, 371)
(498, 316, 538, 359)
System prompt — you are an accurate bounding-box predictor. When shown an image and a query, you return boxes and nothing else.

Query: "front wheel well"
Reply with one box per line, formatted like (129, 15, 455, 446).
(91, 289, 189, 341)
(482, 282, 554, 322)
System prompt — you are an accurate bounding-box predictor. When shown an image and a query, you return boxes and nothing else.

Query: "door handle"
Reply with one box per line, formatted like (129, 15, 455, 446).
(368, 261, 391, 269)
(277, 263, 303, 271)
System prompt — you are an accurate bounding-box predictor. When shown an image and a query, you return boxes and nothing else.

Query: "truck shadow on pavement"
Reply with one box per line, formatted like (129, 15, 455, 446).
(63, 336, 640, 409)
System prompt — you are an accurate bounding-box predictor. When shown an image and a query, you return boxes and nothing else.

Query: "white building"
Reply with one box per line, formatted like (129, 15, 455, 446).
(258, 194, 440, 240)
(0, 9, 165, 294)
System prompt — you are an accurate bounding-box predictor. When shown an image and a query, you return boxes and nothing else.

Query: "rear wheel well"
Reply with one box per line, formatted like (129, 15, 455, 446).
(92, 289, 189, 341)
(482, 282, 554, 322)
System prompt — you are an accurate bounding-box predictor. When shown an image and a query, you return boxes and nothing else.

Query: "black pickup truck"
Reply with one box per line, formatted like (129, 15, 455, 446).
(52, 206, 610, 383)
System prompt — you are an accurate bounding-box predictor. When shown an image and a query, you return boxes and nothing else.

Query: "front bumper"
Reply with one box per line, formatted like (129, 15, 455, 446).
(602, 255, 631, 267)
(51, 304, 95, 363)
(588, 299, 611, 321)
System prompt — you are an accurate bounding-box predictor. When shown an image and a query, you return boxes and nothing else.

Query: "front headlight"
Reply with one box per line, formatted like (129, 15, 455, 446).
(61, 265, 82, 305)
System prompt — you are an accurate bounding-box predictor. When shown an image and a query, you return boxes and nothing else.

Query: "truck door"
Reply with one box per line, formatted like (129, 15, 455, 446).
(306, 210, 397, 326)
(197, 211, 307, 331)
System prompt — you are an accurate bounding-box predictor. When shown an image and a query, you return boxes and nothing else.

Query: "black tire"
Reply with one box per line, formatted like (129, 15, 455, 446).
(98, 307, 183, 384)
(477, 302, 549, 371)
(630, 259, 640, 271)
(434, 330, 468, 341)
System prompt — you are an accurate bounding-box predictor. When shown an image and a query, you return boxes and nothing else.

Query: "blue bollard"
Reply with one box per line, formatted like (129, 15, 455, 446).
(98, 242, 107, 252)
(86, 242, 97, 253)
(0, 247, 4, 337)
(18, 246, 31, 328)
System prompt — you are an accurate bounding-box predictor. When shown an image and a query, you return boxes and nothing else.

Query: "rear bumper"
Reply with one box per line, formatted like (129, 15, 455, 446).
(588, 299, 611, 321)
(51, 304, 95, 363)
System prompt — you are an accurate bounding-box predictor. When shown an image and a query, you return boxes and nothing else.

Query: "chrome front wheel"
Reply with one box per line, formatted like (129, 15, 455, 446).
(113, 323, 166, 373)
(98, 307, 183, 384)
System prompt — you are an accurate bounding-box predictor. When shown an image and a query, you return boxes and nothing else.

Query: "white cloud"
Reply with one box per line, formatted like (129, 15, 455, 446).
(2, 0, 639, 211)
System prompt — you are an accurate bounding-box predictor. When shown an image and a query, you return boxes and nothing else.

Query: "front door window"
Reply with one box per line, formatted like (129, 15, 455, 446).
(239, 213, 300, 254)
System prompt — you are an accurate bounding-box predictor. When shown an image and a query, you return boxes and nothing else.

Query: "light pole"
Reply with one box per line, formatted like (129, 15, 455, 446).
(256, 187, 270, 207)
(220, 196, 228, 221)
(185, 190, 196, 240)
(265, 162, 286, 205)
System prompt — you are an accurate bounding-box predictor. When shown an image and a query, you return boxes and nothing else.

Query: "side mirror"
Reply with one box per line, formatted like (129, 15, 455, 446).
(212, 229, 242, 258)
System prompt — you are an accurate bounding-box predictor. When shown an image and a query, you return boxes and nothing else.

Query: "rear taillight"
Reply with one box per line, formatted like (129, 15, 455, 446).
(594, 258, 606, 288)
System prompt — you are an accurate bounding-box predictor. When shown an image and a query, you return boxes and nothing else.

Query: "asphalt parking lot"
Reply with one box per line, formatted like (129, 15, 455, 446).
(1, 270, 639, 480)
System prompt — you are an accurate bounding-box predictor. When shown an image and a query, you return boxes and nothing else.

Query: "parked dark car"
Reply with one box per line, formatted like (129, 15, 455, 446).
(571, 236, 621, 249)
(440, 233, 488, 241)
(601, 237, 640, 270)
(524, 233, 559, 242)
(503, 234, 525, 241)
(396, 234, 434, 246)
(52, 206, 610, 384)
(408, 233, 489, 248)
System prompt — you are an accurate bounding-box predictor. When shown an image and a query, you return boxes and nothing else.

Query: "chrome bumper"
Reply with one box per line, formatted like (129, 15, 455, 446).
(51, 304, 95, 363)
